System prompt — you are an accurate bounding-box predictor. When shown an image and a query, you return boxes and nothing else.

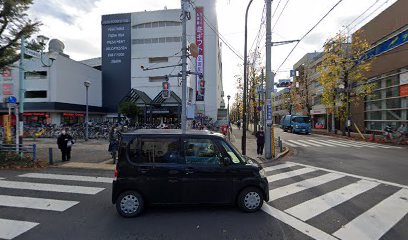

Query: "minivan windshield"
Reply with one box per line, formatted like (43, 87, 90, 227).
(219, 140, 246, 164)
(292, 117, 311, 123)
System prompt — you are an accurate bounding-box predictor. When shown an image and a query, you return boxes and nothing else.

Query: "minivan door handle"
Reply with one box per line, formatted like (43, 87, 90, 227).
(139, 166, 150, 174)
(185, 167, 195, 175)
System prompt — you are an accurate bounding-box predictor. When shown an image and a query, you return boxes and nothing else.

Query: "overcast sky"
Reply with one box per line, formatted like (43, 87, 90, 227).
(28, 0, 397, 103)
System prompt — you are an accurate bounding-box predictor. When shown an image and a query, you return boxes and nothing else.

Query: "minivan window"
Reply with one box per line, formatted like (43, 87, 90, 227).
(292, 117, 311, 123)
(184, 139, 221, 165)
(218, 140, 244, 164)
(129, 138, 182, 164)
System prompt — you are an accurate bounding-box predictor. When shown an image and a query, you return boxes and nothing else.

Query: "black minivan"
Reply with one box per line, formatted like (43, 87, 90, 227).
(112, 129, 269, 217)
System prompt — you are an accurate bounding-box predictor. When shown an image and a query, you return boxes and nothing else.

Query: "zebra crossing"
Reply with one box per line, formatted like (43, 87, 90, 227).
(0, 173, 112, 240)
(263, 161, 408, 240)
(283, 138, 403, 149)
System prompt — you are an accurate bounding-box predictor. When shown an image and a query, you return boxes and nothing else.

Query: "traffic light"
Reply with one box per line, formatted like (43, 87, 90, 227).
(162, 81, 170, 99)
(198, 79, 205, 96)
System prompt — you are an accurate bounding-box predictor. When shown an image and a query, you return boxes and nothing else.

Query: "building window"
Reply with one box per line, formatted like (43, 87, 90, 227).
(25, 91, 47, 98)
(149, 76, 166, 82)
(132, 37, 181, 45)
(149, 57, 168, 63)
(24, 71, 47, 79)
(133, 21, 181, 29)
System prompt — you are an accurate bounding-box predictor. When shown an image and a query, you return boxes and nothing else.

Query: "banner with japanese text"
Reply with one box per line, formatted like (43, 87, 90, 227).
(196, 7, 205, 101)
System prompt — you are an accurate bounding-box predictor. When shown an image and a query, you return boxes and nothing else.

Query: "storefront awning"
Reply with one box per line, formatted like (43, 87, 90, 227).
(120, 89, 152, 106)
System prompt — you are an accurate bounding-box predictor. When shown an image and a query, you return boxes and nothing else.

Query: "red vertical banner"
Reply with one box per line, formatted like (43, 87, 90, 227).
(196, 7, 205, 101)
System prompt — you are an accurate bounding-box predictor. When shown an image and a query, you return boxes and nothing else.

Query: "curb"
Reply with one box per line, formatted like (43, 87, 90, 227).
(56, 162, 115, 171)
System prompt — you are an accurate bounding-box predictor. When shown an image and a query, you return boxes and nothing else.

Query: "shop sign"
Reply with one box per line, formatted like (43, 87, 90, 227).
(63, 113, 84, 117)
(400, 72, 408, 85)
(362, 29, 408, 61)
(2, 83, 13, 95)
(195, 6, 205, 101)
(400, 84, 408, 97)
(23, 113, 47, 116)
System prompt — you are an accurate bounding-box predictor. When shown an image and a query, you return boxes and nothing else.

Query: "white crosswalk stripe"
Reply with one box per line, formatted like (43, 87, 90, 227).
(0, 173, 110, 239)
(284, 180, 379, 221)
(19, 173, 113, 183)
(333, 188, 408, 240)
(0, 218, 39, 240)
(267, 167, 317, 183)
(281, 138, 403, 149)
(269, 172, 344, 201)
(265, 162, 408, 240)
(288, 140, 309, 147)
(307, 139, 336, 147)
(0, 180, 104, 195)
(0, 195, 79, 212)
(263, 162, 297, 172)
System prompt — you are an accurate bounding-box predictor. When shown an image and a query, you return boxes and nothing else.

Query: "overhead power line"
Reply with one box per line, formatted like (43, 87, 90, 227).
(275, 0, 343, 73)
(271, 0, 291, 32)
(189, 1, 244, 61)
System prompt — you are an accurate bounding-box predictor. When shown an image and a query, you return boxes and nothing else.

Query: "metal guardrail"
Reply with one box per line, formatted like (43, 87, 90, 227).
(0, 144, 37, 160)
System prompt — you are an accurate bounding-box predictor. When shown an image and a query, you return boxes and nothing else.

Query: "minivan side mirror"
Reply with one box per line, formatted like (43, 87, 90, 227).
(223, 157, 232, 166)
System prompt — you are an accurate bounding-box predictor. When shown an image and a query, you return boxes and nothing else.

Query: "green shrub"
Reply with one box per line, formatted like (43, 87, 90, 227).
(0, 152, 44, 168)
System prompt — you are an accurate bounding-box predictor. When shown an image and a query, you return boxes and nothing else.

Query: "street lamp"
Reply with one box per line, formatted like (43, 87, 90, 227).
(227, 95, 231, 140)
(84, 81, 91, 141)
(242, 0, 254, 155)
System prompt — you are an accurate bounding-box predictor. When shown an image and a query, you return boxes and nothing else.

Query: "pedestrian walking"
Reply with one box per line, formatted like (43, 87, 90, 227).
(57, 129, 74, 162)
(255, 127, 265, 155)
(109, 127, 120, 164)
(237, 120, 241, 130)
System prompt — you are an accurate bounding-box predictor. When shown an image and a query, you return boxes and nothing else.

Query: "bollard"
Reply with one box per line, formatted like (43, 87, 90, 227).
(279, 138, 283, 152)
(33, 144, 37, 161)
(48, 148, 53, 165)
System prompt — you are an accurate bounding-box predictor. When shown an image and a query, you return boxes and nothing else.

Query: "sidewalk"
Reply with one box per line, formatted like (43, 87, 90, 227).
(230, 125, 287, 164)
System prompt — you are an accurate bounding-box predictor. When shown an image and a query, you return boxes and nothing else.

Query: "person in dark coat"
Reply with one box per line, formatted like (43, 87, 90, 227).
(255, 127, 265, 155)
(57, 129, 74, 161)
(108, 127, 119, 164)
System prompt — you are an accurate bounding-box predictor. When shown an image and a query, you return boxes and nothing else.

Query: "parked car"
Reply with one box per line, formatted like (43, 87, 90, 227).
(112, 129, 269, 217)
(280, 115, 312, 134)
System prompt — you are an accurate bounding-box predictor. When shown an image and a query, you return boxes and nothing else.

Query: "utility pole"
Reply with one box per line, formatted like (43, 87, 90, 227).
(181, 0, 188, 131)
(264, 0, 274, 160)
(19, 35, 25, 144)
(261, 69, 264, 127)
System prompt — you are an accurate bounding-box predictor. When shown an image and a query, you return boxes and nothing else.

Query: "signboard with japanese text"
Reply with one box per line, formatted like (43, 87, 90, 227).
(362, 29, 408, 61)
(400, 84, 408, 97)
(101, 13, 131, 112)
(2, 83, 13, 95)
(196, 7, 205, 101)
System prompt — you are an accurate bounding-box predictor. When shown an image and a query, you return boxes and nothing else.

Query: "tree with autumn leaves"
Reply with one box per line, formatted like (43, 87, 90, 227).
(318, 30, 373, 136)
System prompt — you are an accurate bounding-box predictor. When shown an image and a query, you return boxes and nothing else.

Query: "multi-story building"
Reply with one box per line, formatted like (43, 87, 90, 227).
(0, 40, 104, 126)
(101, 0, 224, 124)
(354, 0, 408, 132)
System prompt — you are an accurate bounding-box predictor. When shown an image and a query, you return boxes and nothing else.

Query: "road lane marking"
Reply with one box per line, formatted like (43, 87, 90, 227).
(269, 173, 344, 201)
(297, 140, 323, 147)
(0, 180, 104, 195)
(286, 162, 408, 189)
(0, 218, 39, 240)
(267, 167, 317, 182)
(288, 140, 309, 147)
(0, 195, 79, 212)
(19, 173, 113, 183)
(285, 180, 379, 221)
(261, 204, 338, 240)
(307, 140, 336, 147)
(263, 163, 297, 172)
(283, 140, 299, 147)
(333, 188, 408, 240)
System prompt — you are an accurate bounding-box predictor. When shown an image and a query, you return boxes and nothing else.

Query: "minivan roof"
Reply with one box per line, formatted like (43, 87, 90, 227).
(122, 129, 225, 137)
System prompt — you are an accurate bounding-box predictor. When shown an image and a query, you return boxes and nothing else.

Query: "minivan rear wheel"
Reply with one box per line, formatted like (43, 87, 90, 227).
(237, 187, 263, 212)
(116, 191, 144, 217)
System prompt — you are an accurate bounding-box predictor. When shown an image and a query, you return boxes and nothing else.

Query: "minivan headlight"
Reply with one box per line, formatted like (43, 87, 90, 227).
(259, 169, 266, 178)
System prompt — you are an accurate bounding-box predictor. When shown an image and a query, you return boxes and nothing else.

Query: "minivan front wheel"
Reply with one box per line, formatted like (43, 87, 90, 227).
(116, 191, 144, 217)
(237, 187, 263, 212)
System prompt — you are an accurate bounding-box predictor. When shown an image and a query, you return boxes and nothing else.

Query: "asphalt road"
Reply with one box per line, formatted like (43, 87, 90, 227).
(0, 129, 407, 240)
